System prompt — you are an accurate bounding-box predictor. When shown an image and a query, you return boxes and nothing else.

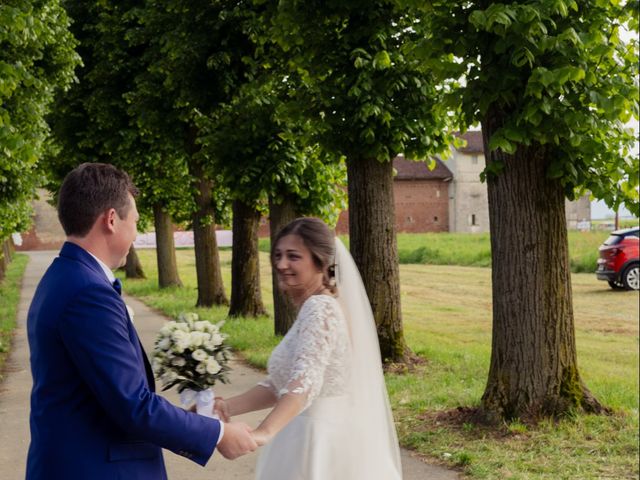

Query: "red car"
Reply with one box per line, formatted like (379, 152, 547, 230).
(596, 227, 639, 290)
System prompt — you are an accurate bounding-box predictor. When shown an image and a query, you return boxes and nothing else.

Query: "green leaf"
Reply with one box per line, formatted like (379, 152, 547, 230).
(488, 134, 517, 154)
(372, 51, 392, 70)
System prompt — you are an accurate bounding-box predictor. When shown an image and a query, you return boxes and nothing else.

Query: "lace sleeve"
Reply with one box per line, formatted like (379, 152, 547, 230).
(257, 376, 277, 395)
(280, 296, 341, 408)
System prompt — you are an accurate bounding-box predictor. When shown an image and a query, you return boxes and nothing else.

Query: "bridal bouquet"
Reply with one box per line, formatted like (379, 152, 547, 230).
(152, 313, 231, 417)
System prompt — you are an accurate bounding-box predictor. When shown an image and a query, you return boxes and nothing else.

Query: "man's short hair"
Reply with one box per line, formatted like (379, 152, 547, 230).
(58, 163, 139, 237)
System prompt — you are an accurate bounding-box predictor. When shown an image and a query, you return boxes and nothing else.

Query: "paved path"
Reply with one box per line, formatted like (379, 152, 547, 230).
(0, 251, 459, 479)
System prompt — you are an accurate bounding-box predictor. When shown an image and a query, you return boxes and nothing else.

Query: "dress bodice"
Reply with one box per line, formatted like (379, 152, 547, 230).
(259, 295, 350, 410)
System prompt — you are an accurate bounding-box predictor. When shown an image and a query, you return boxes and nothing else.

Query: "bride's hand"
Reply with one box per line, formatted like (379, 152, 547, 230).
(214, 397, 230, 422)
(251, 428, 272, 446)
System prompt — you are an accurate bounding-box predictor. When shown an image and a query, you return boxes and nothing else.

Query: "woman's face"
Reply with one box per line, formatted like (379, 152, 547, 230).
(273, 234, 323, 295)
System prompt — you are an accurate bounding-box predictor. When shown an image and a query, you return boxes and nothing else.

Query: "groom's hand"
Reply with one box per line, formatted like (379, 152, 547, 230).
(216, 421, 257, 460)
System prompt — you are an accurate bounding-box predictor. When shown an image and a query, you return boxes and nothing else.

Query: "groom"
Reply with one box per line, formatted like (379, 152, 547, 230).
(26, 163, 256, 479)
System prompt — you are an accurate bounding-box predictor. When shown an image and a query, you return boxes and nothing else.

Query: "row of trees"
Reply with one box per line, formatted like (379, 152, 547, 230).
(0, 1, 79, 281)
(3, 1, 638, 421)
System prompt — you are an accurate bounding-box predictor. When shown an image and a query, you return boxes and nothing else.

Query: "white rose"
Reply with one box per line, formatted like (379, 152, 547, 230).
(175, 322, 190, 332)
(206, 359, 221, 375)
(157, 337, 171, 351)
(196, 363, 207, 374)
(172, 330, 187, 342)
(208, 333, 222, 347)
(192, 349, 208, 362)
(175, 337, 190, 353)
(194, 321, 210, 331)
(159, 321, 176, 335)
(205, 323, 218, 333)
(189, 332, 204, 347)
(169, 331, 187, 353)
(171, 356, 186, 367)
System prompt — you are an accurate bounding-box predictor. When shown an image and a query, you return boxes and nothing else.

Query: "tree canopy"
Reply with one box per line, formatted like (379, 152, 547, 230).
(0, 1, 79, 242)
(413, 0, 639, 212)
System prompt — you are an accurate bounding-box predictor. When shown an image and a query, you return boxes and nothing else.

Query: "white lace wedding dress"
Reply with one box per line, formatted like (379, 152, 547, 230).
(255, 288, 402, 479)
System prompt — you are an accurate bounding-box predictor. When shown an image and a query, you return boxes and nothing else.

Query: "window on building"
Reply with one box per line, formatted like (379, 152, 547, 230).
(406, 216, 414, 224)
(436, 189, 440, 198)
(434, 216, 439, 223)
(469, 214, 477, 226)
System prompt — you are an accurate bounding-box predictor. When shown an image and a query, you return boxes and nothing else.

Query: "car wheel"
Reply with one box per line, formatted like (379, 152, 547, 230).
(621, 263, 639, 291)
(608, 280, 625, 290)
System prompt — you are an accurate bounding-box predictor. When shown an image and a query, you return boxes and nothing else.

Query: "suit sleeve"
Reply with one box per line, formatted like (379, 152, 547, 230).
(58, 283, 220, 465)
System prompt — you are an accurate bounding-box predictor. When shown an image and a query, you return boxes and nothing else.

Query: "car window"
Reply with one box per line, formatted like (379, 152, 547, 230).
(603, 235, 622, 246)
(625, 230, 639, 238)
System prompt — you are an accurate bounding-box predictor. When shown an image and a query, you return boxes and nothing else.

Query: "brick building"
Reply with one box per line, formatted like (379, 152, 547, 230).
(334, 156, 453, 234)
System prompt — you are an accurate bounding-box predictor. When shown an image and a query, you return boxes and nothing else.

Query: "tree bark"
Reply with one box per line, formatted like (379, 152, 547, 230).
(347, 158, 410, 364)
(0, 238, 8, 283)
(153, 203, 183, 288)
(480, 110, 605, 420)
(3, 238, 12, 265)
(269, 195, 298, 335)
(6, 236, 14, 261)
(191, 161, 228, 307)
(124, 244, 145, 279)
(229, 199, 267, 317)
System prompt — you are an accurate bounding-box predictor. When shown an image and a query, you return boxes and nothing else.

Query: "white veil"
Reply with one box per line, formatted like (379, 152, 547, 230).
(334, 238, 403, 479)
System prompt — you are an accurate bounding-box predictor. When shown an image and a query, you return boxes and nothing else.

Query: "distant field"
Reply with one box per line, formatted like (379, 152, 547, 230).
(260, 230, 613, 273)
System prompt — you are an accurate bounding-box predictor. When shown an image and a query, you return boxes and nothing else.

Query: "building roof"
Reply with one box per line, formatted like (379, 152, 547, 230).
(393, 155, 453, 181)
(455, 130, 484, 154)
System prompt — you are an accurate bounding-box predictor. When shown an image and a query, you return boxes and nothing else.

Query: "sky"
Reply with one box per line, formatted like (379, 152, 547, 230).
(591, 199, 635, 220)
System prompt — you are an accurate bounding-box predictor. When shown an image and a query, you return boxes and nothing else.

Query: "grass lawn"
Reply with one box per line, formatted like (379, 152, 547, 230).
(0, 254, 29, 381)
(123, 246, 639, 479)
(260, 230, 616, 273)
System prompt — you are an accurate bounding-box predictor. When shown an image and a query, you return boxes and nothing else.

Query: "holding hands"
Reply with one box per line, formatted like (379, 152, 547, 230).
(216, 421, 258, 460)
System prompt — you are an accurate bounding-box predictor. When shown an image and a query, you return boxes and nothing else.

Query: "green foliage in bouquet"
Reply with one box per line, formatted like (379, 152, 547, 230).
(152, 313, 231, 393)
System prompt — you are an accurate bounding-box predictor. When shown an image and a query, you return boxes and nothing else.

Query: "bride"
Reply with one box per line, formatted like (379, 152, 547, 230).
(214, 217, 402, 479)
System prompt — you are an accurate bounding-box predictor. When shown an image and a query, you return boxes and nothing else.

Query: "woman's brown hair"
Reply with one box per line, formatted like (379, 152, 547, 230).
(272, 217, 337, 294)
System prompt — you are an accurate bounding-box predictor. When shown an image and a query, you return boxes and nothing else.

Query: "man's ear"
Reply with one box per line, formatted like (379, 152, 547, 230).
(103, 208, 118, 233)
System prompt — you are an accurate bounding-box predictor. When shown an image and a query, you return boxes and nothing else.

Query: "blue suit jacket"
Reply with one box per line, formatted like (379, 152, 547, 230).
(26, 242, 221, 479)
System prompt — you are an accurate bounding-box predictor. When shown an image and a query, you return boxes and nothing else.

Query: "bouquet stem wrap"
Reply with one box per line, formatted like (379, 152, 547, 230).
(180, 387, 218, 419)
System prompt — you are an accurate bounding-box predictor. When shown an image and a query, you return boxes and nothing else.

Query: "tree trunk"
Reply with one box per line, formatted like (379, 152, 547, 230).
(191, 161, 228, 307)
(124, 244, 145, 279)
(153, 203, 183, 288)
(3, 238, 12, 266)
(0, 238, 7, 283)
(6, 236, 14, 261)
(480, 111, 606, 420)
(347, 158, 410, 364)
(229, 199, 266, 317)
(269, 195, 298, 335)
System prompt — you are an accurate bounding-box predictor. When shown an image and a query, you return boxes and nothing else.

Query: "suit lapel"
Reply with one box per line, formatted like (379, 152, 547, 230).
(124, 313, 156, 392)
(60, 242, 157, 391)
